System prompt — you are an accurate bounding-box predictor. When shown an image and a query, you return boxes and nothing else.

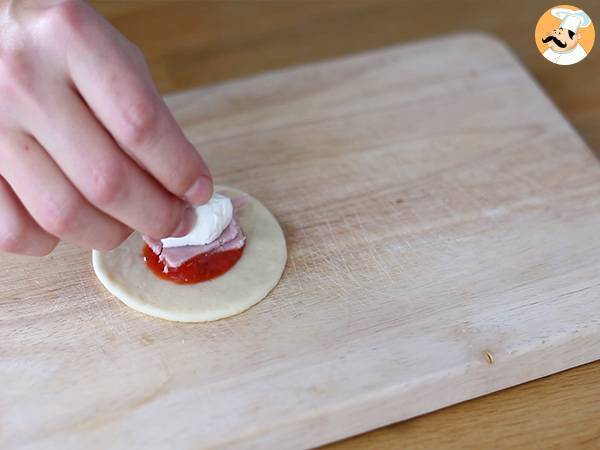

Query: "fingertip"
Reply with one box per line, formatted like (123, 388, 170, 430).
(184, 176, 213, 206)
(18, 234, 59, 257)
(171, 205, 197, 237)
(93, 225, 133, 251)
(37, 236, 60, 256)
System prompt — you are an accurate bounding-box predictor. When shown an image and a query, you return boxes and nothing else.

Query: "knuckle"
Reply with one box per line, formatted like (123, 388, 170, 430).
(120, 93, 159, 148)
(87, 159, 125, 207)
(40, 195, 81, 236)
(48, 0, 87, 35)
(0, 51, 34, 99)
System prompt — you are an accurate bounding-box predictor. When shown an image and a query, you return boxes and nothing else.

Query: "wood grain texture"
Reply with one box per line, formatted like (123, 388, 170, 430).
(89, 3, 600, 448)
(91, 0, 600, 159)
(3, 32, 600, 449)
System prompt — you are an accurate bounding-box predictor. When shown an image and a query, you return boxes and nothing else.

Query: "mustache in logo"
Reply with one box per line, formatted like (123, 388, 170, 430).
(542, 35, 567, 48)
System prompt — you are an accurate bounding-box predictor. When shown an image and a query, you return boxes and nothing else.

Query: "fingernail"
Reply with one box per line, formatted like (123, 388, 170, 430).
(184, 176, 213, 205)
(172, 206, 197, 237)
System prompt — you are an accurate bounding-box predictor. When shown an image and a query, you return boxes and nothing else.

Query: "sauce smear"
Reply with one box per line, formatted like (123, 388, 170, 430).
(143, 244, 245, 284)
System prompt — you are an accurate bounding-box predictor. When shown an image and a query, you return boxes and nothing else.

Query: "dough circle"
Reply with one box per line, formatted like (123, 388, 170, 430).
(92, 186, 287, 322)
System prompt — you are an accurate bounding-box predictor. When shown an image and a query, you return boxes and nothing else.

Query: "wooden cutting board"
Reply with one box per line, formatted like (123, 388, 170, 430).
(3, 33, 600, 450)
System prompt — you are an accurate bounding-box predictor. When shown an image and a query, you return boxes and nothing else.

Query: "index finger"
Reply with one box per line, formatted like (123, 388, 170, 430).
(65, 3, 213, 206)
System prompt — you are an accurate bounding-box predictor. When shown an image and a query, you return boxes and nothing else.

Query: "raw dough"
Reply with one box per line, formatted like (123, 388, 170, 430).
(92, 186, 287, 322)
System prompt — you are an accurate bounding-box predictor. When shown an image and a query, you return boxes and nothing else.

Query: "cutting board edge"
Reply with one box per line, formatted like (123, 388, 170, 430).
(219, 331, 600, 449)
(164, 31, 511, 99)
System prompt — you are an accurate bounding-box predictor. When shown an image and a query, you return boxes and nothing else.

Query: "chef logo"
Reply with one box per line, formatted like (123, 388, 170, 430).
(535, 5, 595, 65)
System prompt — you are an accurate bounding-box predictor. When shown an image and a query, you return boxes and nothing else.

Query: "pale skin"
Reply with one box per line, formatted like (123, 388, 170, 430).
(0, 0, 213, 256)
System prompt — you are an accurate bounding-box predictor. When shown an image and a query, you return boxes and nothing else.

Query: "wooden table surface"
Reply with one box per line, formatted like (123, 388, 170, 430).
(90, 1, 600, 448)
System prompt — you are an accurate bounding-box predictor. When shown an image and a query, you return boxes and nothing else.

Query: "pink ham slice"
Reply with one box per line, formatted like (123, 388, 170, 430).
(142, 194, 247, 269)
(159, 218, 245, 269)
(144, 236, 163, 255)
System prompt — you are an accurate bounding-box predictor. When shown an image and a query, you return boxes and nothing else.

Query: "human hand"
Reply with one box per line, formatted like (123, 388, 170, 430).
(0, 0, 212, 256)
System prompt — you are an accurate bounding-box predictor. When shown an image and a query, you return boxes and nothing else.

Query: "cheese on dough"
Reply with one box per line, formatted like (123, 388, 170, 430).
(92, 186, 287, 323)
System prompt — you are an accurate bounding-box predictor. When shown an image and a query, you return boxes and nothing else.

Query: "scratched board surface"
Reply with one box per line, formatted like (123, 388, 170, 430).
(3, 34, 600, 449)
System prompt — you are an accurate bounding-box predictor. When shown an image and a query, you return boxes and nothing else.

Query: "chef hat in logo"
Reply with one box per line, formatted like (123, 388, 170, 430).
(551, 7, 592, 33)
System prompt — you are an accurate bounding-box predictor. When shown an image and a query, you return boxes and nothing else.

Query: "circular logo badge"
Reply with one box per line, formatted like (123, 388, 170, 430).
(535, 4, 595, 65)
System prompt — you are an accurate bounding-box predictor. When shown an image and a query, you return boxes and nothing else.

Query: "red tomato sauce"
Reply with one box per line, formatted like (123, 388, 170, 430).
(143, 244, 245, 284)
